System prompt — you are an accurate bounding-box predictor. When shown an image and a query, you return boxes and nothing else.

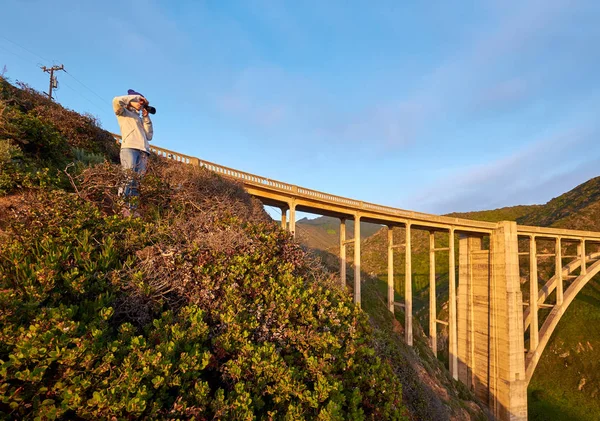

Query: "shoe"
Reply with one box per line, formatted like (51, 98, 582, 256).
(121, 208, 131, 217)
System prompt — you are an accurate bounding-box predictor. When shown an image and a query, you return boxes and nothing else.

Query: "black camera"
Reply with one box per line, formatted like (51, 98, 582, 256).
(144, 104, 156, 115)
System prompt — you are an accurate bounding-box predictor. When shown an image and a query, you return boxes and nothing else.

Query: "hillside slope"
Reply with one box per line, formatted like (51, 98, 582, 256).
(448, 204, 540, 223)
(295, 216, 381, 251)
(517, 177, 600, 230)
(0, 77, 410, 419)
(0, 77, 489, 420)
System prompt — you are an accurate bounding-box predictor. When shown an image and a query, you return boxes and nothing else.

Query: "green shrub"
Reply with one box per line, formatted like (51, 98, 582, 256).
(0, 77, 120, 196)
(0, 165, 407, 419)
(0, 77, 118, 165)
(0, 139, 23, 194)
(1, 108, 69, 163)
(72, 147, 105, 167)
(0, 138, 21, 164)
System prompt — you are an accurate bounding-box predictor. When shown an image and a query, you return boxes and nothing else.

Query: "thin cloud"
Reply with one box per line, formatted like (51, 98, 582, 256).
(208, 0, 583, 151)
(409, 123, 600, 214)
(472, 78, 530, 110)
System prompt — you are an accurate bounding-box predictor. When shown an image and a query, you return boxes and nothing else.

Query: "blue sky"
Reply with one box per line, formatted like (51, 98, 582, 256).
(2, 0, 600, 217)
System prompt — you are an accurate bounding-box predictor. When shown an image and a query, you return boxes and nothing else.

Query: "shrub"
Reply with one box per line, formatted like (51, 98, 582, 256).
(72, 147, 106, 167)
(0, 78, 118, 162)
(0, 139, 23, 194)
(0, 78, 122, 196)
(0, 163, 407, 420)
(2, 107, 69, 162)
(0, 78, 407, 419)
(0, 138, 21, 164)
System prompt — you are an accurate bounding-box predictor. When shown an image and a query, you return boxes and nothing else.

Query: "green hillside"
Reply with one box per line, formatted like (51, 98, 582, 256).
(448, 204, 540, 223)
(295, 216, 381, 251)
(0, 77, 490, 420)
(517, 177, 600, 229)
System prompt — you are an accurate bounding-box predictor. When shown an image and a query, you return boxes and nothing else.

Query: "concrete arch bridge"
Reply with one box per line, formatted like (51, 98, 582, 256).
(115, 135, 600, 421)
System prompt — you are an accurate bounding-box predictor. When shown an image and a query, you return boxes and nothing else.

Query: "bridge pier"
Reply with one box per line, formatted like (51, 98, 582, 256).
(288, 201, 296, 237)
(529, 236, 539, 352)
(405, 223, 413, 346)
(339, 218, 346, 289)
(280, 207, 287, 230)
(338, 215, 361, 305)
(449, 228, 458, 380)
(457, 222, 527, 421)
(429, 231, 437, 357)
(354, 214, 361, 307)
(555, 238, 563, 306)
(387, 226, 394, 312)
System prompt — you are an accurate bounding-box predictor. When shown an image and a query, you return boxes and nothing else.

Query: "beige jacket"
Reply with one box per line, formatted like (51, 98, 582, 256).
(112, 94, 153, 152)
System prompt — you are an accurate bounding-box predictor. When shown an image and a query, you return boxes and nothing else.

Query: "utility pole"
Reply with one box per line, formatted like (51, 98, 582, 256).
(41, 64, 65, 100)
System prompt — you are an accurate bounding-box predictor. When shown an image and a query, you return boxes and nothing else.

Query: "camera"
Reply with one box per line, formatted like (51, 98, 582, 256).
(144, 104, 156, 115)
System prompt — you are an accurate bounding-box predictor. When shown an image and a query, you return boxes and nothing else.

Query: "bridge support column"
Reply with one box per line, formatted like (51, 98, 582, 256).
(555, 238, 563, 306)
(579, 239, 587, 275)
(289, 201, 296, 237)
(280, 207, 287, 230)
(449, 228, 458, 379)
(340, 218, 346, 289)
(387, 226, 394, 313)
(429, 231, 437, 356)
(529, 236, 539, 352)
(405, 223, 413, 346)
(354, 214, 361, 307)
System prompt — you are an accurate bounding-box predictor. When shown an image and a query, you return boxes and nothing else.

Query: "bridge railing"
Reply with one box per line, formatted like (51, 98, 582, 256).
(517, 225, 600, 242)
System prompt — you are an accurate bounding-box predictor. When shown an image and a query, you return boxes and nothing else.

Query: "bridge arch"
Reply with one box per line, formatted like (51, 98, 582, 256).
(524, 253, 600, 383)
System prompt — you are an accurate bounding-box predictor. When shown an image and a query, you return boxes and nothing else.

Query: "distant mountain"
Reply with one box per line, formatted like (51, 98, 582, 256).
(517, 176, 600, 231)
(447, 204, 540, 223)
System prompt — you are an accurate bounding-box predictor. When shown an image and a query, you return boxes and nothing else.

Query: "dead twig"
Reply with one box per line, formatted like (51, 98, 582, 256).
(64, 162, 82, 198)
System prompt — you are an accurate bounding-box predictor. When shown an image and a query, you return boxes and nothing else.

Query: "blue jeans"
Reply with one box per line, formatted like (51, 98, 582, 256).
(119, 148, 149, 204)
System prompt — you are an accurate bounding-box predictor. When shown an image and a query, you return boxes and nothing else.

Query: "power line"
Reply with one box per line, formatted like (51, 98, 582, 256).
(61, 80, 107, 114)
(0, 36, 110, 105)
(265, 204, 284, 221)
(0, 35, 51, 63)
(0, 43, 37, 66)
(64, 69, 110, 105)
(0, 37, 108, 111)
